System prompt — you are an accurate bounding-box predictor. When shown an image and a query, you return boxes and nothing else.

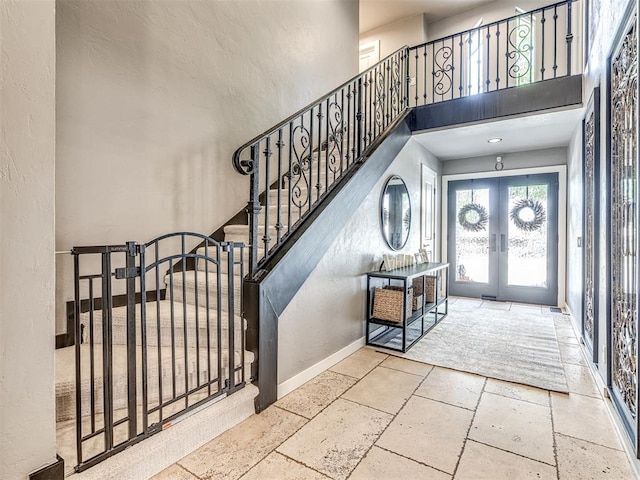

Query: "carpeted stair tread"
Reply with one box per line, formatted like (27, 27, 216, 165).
(55, 344, 253, 422)
(79, 300, 245, 347)
(165, 271, 242, 308)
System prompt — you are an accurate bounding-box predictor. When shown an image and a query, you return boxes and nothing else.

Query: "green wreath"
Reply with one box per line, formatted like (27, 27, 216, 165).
(510, 198, 546, 231)
(458, 203, 489, 232)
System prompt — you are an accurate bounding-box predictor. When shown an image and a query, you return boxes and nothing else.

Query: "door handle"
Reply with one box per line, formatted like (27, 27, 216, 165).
(500, 234, 506, 252)
(490, 234, 496, 252)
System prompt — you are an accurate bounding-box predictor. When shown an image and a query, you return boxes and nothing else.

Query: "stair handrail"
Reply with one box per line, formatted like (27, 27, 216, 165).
(232, 45, 411, 175)
(231, 46, 411, 275)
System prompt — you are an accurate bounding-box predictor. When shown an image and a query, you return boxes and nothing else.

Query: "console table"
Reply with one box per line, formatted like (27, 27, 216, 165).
(366, 262, 449, 353)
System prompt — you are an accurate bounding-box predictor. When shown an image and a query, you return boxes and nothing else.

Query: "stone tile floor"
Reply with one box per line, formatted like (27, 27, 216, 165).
(153, 298, 639, 479)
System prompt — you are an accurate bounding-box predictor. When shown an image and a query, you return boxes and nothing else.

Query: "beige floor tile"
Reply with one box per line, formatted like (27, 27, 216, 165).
(276, 399, 392, 480)
(239, 452, 329, 480)
(556, 433, 637, 480)
(484, 378, 550, 406)
(152, 464, 200, 480)
(349, 446, 451, 480)
(480, 301, 511, 310)
(469, 392, 554, 465)
(380, 355, 434, 377)
(553, 316, 573, 329)
(448, 297, 458, 304)
(455, 440, 557, 480)
(376, 396, 473, 474)
(559, 342, 587, 366)
(342, 366, 424, 414)
(563, 363, 600, 397)
(414, 366, 485, 410)
(551, 393, 622, 450)
(555, 327, 579, 345)
(179, 406, 307, 480)
(276, 370, 357, 419)
(329, 348, 388, 379)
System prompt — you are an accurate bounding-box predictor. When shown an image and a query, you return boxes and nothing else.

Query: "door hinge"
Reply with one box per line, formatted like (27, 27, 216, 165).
(115, 267, 141, 279)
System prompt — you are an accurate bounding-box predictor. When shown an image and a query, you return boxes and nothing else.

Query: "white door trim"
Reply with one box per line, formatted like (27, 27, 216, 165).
(441, 165, 567, 307)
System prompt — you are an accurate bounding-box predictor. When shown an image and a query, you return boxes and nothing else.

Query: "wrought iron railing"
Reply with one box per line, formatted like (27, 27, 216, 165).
(409, 0, 575, 106)
(232, 47, 411, 275)
(231, 1, 578, 277)
(71, 233, 244, 471)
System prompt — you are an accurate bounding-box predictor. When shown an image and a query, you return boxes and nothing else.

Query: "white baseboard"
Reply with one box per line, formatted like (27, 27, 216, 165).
(277, 336, 365, 399)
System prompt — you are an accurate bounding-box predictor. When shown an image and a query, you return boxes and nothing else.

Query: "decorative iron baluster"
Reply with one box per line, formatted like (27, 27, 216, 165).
(506, 14, 534, 83)
(275, 130, 284, 245)
(485, 26, 491, 91)
(541, 9, 546, 80)
(553, 5, 558, 77)
(496, 23, 501, 89)
(458, 34, 464, 96)
(327, 96, 344, 178)
(433, 41, 453, 99)
(290, 122, 311, 211)
(375, 67, 385, 130)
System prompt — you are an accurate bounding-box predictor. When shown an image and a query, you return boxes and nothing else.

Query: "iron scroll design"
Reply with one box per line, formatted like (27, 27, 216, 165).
(231, 47, 410, 275)
(433, 44, 454, 97)
(290, 124, 312, 210)
(609, 12, 638, 424)
(507, 18, 534, 81)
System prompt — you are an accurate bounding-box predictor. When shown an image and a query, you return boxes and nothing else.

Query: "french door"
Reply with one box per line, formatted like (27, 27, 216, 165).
(447, 173, 559, 305)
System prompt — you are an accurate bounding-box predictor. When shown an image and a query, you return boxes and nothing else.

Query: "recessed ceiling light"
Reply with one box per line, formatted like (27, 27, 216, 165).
(488, 137, 502, 143)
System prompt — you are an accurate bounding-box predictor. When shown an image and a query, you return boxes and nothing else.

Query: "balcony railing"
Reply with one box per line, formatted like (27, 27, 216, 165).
(409, 0, 576, 106)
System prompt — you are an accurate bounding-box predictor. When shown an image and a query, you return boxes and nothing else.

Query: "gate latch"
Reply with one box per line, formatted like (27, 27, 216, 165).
(115, 267, 141, 279)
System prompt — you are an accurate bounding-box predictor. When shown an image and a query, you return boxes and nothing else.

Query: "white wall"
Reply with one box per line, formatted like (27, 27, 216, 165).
(55, 0, 359, 332)
(278, 139, 440, 385)
(441, 147, 566, 175)
(427, 0, 561, 40)
(360, 14, 426, 59)
(0, 1, 57, 479)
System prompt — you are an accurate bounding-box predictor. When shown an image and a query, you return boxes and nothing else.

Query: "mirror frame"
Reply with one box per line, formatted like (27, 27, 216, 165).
(380, 175, 411, 250)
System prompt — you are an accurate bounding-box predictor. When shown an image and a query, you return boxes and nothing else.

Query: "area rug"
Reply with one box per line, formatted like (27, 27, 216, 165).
(387, 304, 569, 393)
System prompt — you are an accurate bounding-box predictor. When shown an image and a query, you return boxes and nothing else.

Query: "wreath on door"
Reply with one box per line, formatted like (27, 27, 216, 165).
(510, 198, 546, 232)
(458, 203, 489, 232)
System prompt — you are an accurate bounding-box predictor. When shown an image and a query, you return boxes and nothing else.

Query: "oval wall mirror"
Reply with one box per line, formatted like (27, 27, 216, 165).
(381, 175, 411, 250)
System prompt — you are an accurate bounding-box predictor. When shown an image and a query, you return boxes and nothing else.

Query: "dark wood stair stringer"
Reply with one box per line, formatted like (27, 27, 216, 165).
(244, 112, 412, 412)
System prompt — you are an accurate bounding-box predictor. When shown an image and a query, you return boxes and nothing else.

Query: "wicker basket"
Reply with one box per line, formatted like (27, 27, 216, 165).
(426, 275, 437, 303)
(372, 286, 413, 322)
(413, 275, 437, 302)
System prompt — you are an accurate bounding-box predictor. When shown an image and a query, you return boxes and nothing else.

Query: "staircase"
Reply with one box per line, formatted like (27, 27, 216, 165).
(55, 1, 581, 474)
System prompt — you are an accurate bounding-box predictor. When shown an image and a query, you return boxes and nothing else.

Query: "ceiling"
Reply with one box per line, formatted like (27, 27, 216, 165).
(360, 0, 494, 34)
(413, 108, 584, 160)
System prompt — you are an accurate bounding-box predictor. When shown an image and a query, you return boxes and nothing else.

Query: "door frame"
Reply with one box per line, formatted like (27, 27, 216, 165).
(442, 165, 567, 307)
(421, 164, 439, 262)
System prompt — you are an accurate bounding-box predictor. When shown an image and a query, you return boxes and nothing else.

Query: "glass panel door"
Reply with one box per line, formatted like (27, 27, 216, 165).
(498, 174, 558, 305)
(448, 173, 558, 305)
(448, 179, 498, 299)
